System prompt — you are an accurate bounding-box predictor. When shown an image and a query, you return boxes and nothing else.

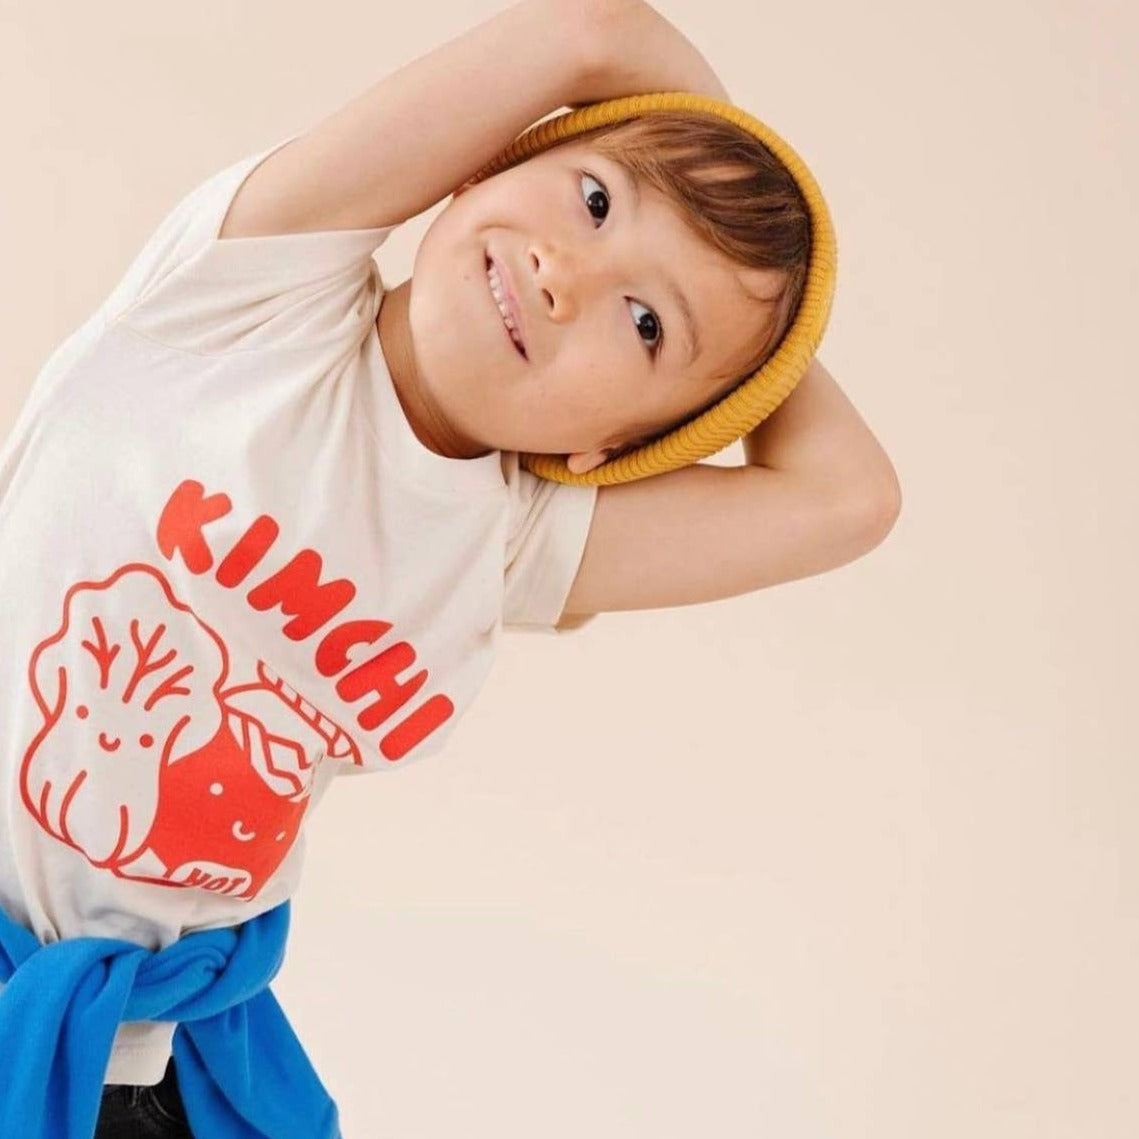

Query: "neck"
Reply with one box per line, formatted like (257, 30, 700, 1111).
(377, 279, 494, 461)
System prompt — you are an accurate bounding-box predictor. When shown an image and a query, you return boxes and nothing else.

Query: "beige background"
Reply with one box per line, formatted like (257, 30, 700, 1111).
(2, 1, 1136, 1136)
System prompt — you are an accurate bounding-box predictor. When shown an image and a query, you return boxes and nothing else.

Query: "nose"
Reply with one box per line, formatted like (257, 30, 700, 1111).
(528, 241, 614, 324)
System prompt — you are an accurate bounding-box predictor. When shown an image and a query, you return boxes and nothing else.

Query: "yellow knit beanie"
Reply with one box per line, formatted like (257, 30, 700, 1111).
(462, 92, 838, 486)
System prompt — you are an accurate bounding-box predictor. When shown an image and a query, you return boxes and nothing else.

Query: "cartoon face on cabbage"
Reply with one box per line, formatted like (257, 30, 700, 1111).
(20, 563, 358, 899)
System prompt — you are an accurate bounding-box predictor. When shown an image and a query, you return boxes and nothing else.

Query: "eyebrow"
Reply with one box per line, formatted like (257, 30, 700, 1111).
(608, 163, 702, 368)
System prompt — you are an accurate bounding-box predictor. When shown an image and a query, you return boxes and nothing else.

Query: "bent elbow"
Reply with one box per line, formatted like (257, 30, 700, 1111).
(852, 469, 903, 548)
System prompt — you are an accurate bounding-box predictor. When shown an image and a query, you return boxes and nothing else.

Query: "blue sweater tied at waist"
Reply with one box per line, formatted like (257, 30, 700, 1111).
(0, 897, 341, 1139)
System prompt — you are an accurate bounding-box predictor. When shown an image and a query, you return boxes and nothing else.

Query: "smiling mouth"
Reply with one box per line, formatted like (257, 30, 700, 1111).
(485, 253, 528, 360)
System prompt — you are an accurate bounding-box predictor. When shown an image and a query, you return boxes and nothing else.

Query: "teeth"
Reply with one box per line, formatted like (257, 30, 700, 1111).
(487, 263, 525, 351)
(487, 266, 515, 326)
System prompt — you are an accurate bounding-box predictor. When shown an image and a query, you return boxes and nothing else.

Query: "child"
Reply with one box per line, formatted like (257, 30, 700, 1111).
(0, 0, 900, 1134)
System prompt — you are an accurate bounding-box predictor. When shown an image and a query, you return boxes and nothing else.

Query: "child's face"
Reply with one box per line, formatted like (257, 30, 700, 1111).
(379, 138, 783, 474)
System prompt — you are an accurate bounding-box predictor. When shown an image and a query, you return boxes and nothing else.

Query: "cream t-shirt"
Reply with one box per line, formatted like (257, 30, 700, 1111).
(0, 134, 598, 1084)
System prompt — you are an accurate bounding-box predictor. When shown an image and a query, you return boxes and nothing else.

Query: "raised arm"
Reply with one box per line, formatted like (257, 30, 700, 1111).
(219, 0, 609, 239)
(217, 0, 739, 239)
(559, 357, 901, 620)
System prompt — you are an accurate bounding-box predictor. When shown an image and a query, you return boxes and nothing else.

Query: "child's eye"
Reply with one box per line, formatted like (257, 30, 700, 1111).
(580, 172, 610, 224)
(629, 301, 662, 354)
(579, 172, 664, 359)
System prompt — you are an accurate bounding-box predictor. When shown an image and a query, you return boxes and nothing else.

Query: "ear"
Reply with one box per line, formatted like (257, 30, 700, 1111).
(565, 447, 612, 475)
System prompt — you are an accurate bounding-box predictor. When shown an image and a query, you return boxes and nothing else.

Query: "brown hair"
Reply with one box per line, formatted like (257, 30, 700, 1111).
(558, 111, 812, 460)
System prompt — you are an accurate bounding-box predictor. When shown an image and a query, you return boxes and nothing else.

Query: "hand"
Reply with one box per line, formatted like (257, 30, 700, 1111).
(571, 0, 731, 107)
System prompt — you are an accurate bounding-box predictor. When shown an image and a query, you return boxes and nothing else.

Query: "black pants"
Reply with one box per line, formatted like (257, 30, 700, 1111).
(95, 1056, 194, 1138)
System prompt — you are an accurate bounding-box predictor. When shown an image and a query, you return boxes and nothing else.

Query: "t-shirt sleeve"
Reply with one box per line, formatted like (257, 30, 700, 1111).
(98, 132, 397, 354)
(501, 452, 600, 635)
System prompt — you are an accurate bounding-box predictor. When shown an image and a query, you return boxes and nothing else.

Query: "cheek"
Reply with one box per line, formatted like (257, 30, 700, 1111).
(571, 307, 631, 370)
(411, 251, 479, 348)
(560, 370, 632, 437)
(405, 283, 456, 385)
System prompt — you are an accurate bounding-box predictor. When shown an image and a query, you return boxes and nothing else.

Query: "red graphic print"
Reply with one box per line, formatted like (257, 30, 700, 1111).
(20, 564, 360, 899)
(157, 479, 456, 761)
